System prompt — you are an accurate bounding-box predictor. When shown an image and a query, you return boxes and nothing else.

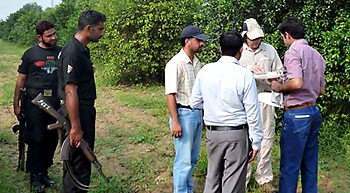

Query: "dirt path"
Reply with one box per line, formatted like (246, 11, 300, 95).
(94, 86, 175, 192)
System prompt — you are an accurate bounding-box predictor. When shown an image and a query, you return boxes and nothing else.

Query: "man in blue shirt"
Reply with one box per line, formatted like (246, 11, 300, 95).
(190, 31, 263, 193)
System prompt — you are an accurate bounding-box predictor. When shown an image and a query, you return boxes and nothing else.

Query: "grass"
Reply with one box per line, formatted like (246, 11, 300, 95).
(0, 39, 350, 192)
(0, 40, 26, 55)
(0, 40, 26, 105)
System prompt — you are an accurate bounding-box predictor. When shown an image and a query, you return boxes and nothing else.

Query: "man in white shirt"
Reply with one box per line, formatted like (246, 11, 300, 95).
(190, 31, 263, 193)
(165, 25, 210, 193)
(239, 18, 283, 193)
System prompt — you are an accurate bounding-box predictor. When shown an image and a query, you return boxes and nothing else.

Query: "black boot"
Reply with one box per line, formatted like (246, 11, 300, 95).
(30, 173, 45, 193)
(40, 171, 55, 187)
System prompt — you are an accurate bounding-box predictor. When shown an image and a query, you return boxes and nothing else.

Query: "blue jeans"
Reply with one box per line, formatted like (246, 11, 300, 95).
(170, 108, 203, 193)
(279, 105, 322, 193)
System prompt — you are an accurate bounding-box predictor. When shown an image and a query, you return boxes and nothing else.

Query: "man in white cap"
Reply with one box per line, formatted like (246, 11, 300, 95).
(239, 18, 283, 193)
(165, 25, 210, 193)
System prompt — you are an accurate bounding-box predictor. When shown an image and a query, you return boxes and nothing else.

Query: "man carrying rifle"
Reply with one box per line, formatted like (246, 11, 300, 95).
(57, 10, 106, 193)
(13, 21, 61, 192)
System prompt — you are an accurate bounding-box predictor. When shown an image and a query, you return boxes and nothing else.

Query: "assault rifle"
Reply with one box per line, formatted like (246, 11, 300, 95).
(31, 93, 110, 190)
(12, 88, 26, 171)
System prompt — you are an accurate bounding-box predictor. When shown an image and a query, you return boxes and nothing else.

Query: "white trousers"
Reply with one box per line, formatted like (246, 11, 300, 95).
(246, 102, 276, 185)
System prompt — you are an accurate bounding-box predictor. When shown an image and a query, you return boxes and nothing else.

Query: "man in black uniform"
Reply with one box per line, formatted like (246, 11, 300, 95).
(57, 10, 106, 192)
(13, 21, 61, 192)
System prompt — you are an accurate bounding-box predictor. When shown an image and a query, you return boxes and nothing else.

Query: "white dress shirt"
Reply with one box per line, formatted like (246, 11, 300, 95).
(190, 56, 263, 150)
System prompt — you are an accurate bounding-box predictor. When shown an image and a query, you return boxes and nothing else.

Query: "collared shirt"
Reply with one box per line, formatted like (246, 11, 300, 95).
(57, 37, 96, 101)
(190, 56, 263, 150)
(165, 48, 201, 106)
(239, 42, 283, 93)
(283, 39, 326, 107)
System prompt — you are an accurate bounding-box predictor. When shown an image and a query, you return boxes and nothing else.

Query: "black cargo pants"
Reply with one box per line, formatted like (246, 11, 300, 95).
(24, 89, 59, 174)
(63, 101, 96, 193)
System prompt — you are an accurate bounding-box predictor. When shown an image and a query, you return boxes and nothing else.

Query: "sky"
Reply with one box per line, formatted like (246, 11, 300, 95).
(0, 0, 62, 21)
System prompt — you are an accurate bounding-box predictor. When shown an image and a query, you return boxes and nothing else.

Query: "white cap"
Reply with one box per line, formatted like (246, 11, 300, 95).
(241, 18, 264, 40)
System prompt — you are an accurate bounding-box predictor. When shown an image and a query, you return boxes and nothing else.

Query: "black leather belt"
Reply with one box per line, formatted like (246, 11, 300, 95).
(26, 87, 55, 97)
(176, 103, 192, 109)
(79, 99, 95, 106)
(60, 99, 95, 106)
(207, 124, 248, 131)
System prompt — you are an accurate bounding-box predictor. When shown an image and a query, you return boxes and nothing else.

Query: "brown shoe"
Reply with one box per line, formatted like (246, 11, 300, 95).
(261, 183, 277, 193)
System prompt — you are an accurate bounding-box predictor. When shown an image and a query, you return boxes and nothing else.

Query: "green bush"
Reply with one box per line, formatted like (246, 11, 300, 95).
(321, 15, 350, 115)
(90, 0, 200, 85)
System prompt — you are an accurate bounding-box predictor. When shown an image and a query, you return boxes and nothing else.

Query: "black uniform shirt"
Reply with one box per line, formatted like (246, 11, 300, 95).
(57, 37, 96, 100)
(18, 45, 62, 89)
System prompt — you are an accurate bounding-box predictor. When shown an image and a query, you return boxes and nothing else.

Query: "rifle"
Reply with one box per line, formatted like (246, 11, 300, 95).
(31, 93, 110, 190)
(12, 88, 26, 171)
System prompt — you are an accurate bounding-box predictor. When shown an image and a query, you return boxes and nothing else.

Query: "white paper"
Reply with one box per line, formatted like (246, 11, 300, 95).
(258, 92, 284, 108)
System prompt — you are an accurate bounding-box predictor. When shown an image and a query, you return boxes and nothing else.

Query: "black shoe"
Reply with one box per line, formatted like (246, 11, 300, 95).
(40, 172, 55, 187)
(30, 173, 45, 193)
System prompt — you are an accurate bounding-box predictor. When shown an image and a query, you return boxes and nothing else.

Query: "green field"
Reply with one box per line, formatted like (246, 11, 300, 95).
(0, 39, 349, 192)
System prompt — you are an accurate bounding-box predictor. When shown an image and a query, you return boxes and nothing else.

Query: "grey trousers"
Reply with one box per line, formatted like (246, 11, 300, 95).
(204, 128, 249, 193)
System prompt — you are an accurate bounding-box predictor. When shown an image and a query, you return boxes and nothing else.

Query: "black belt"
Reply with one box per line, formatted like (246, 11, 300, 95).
(79, 99, 95, 106)
(60, 99, 95, 106)
(26, 87, 55, 97)
(207, 124, 248, 131)
(176, 103, 192, 109)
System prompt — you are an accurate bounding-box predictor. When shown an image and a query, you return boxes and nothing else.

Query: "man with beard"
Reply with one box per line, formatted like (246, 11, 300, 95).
(57, 10, 106, 192)
(239, 18, 283, 193)
(13, 20, 61, 192)
(165, 25, 209, 193)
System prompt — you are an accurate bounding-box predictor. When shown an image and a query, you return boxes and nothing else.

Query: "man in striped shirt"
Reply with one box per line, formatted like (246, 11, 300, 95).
(165, 25, 209, 193)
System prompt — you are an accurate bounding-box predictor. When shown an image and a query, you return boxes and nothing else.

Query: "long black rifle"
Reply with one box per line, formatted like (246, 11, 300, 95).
(31, 93, 110, 190)
(12, 88, 26, 171)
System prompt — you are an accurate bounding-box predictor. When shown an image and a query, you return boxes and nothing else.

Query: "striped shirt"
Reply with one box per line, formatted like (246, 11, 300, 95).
(165, 49, 201, 106)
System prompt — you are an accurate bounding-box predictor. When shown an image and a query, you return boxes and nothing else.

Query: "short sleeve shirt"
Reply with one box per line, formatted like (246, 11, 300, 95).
(165, 49, 201, 106)
(18, 45, 62, 89)
(239, 42, 283, 93)
(57, 37, 96, 100)
(283, 39, 326, 107)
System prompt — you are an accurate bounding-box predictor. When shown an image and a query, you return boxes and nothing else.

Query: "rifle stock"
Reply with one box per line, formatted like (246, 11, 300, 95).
(31, 93, 70, 135)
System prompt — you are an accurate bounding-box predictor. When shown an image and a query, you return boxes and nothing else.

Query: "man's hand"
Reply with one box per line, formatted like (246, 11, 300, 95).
(251, 65, 264, 74)
(69, 126, 83, 147)
(202, 121, 206, 130)
(14, 105, 21, 117)
(248, 150, 258, 163)
(271, 80, 282, 92)
(172, 120, 182, 138)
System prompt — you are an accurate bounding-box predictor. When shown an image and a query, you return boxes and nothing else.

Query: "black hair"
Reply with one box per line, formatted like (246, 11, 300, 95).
(279, 17, 305, 39)
(219, 31, 243, 57)
(78, 10, 106, 31)
(180, 37, 187, 47)
(36, 21, 54, 36)
(181, 37, 194, 47)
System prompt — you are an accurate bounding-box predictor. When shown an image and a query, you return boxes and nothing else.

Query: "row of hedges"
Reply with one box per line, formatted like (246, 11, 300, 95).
(0, 0, 349, 157)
